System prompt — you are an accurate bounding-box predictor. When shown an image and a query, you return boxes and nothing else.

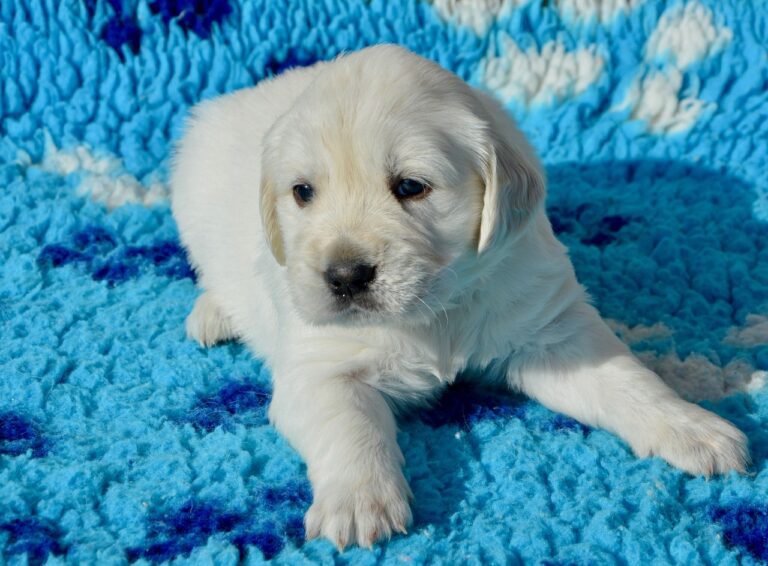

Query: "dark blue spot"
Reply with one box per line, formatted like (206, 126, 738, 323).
(284, 514, 305, 543)
(88, 0, 142, 55)
(548, 207, 573, 235)
(91, 260, 140, 286)
(73, 226, 117, 254)
(83, 0, 98, 15)
(542, 414, 590, 436)
(39, 227, 195, 286)
(261, 481, 312, 510)
(123, 241, 182, 264)
(122, 241, 196, 280)
(711, 503, 768, 561)
(601, 214, 630, 232)
(149, 0, 232, 38)
(257, 483, 310, 545)
(581, 215, 632, 247)
(166, 501, 242, 536)
(37, 245, 90, 268)
(188, 381, 271, 432)
(101, 15, 142, 57)
(419, 382, 527, 430)
(0, 518, 65, 564)
(119, 241, 196, 283)
(264, 50, 320, 78)
(127, 488, 309, 562)
(158, 259, 196, 280)
(0, 412, 48, 457)
(126, 540, 174, 563)
(127, 500, 243, 562)
(581, 232, 617, 247)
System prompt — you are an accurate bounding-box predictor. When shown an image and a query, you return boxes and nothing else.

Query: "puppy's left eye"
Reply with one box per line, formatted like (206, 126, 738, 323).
(293, 183, 314, 207)
(393, 178, 430, 200)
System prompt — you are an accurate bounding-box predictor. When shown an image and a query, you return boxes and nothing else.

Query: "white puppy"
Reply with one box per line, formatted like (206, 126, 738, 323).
(171, 45, 748, 549)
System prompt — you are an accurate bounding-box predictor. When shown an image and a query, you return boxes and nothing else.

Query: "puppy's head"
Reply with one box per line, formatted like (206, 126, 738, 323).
(260, 44, 545, 325)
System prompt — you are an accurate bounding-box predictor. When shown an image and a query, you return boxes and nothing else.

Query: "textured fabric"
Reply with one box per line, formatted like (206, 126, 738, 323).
(1, 0, 767, 563)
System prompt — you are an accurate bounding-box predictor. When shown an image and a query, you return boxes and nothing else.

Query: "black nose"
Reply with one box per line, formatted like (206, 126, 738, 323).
(324, 261, 376, 298)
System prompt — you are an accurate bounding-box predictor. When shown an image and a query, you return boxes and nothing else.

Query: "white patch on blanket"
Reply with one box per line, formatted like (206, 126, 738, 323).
(430, 0, 519, 34)
(620, 68, 710, 133)
(555, 0, 643, 24)
(481, 34, 604, 107)
(608, 319, 766, 401)
(607, 319, 673, 343)
(617, 2, 731, 134)
(724, 314, 768, 347)
(639, 351, 766, 402)
(645, 2, 732, 68)
(31, 139, 167, 208)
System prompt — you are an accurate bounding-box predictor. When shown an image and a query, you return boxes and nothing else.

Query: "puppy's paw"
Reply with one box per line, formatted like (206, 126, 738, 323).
(637, 403, 749, 476)
(185, 292, 236, 347)
(305, 472, 413, 549)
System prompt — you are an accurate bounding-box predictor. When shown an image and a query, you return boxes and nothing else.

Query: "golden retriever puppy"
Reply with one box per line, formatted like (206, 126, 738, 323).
(171, 44, 748, 549)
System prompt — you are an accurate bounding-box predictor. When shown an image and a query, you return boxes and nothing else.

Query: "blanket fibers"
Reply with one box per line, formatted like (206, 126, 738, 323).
(1, 0, 767, 564)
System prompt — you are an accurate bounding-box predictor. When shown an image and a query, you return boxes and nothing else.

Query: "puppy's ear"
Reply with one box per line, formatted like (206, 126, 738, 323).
(475, 92, 546, 253)
(260, 175, 286, 265)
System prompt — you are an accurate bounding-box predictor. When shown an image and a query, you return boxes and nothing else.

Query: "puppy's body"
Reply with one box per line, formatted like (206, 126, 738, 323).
(172, 45, 748, 549)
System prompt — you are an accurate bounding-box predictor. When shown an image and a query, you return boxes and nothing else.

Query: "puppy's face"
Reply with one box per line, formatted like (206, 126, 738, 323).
(260, 46, 544, 326)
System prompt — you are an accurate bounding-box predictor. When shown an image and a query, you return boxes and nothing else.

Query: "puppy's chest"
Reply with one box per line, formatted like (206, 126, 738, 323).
(374, 311, 520, 397)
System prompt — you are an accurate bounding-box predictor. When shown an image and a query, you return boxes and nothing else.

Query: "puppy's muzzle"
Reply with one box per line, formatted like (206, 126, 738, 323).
(324, 260, 376, 299)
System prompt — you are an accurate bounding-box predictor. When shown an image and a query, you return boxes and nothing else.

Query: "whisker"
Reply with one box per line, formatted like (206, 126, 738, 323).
(415, 296, 438, 325)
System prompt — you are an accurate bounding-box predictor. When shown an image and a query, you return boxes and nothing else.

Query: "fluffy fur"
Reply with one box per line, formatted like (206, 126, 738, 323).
(171, 44, 749, 549)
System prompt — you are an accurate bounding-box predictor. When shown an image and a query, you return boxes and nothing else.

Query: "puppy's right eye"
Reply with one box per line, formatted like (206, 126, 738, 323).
(293, 183, 314, 207)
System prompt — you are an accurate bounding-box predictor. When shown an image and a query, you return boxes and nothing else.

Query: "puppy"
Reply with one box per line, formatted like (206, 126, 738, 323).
(171, 44, 748, 549)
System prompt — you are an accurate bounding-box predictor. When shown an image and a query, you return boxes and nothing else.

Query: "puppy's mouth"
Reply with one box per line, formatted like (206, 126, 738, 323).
(289, 259, 440, 326)
(327, 292, 381, 321)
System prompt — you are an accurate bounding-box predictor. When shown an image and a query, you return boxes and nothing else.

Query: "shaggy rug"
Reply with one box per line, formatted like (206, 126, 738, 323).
(1, 0, 767, 563)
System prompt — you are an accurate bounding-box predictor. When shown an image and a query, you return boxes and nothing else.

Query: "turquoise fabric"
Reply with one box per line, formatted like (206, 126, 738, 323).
(1, 0, 767, 563)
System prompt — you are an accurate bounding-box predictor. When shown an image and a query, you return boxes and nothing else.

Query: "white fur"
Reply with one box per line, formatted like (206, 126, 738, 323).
(171, 45, 749, 549)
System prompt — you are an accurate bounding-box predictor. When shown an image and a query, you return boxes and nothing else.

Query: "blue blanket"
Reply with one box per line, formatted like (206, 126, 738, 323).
(1, 0, 767, 563)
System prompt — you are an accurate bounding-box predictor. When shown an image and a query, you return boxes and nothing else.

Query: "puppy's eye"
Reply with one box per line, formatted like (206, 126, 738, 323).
(293, 183, 314, 207)
(393, 178, 430, 200)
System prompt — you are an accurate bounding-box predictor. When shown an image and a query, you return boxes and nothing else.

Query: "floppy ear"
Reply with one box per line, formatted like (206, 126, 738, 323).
(259, 174, 286, 265)
(475, 93, 546, 253)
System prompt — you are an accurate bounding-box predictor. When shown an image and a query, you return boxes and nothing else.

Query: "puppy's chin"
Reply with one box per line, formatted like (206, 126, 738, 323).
(290, 287, 436, 328)
(293, 296, 396, 327)
(326, 302, 385, 326)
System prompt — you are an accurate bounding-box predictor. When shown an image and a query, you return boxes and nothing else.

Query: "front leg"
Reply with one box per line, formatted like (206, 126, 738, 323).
(268, 361, 412, 549)
(512, 304, 749, 476)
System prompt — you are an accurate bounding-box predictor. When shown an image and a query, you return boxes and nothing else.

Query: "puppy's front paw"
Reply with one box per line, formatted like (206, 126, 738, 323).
(185, 292, 235, 347)
(638, 403, 749, 476)
(305, 472, 413, 549)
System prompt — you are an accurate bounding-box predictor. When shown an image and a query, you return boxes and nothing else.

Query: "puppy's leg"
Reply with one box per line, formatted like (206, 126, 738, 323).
(185, 292, 236, 346)
(269, 365, 412, 549)
(512, 304, 749, 476)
